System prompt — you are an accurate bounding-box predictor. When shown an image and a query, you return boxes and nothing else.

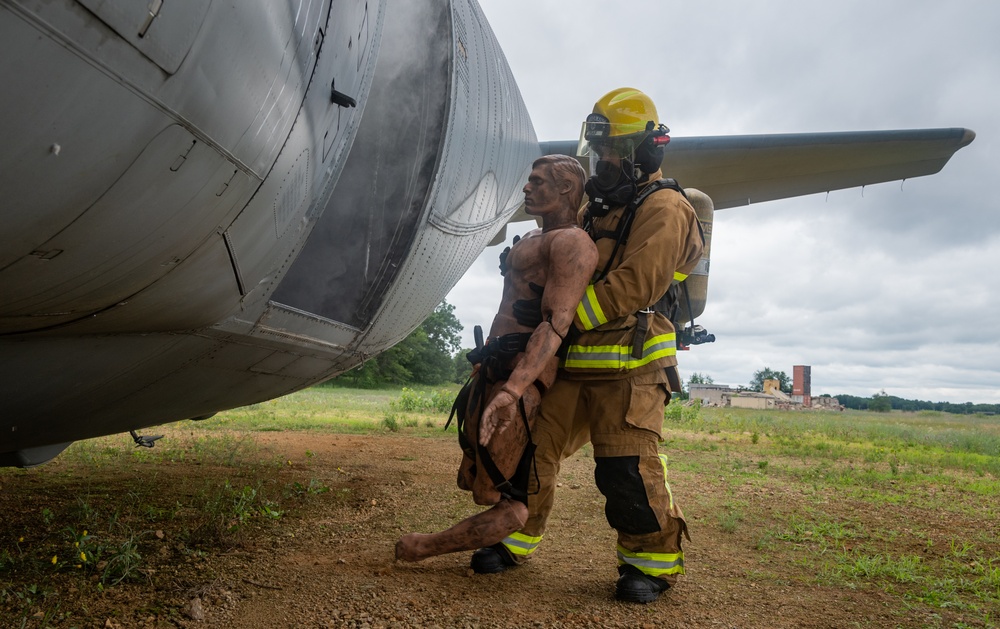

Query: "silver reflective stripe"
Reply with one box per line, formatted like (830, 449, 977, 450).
(562, 333, 676, 370)
(617, 544, 685, 576)
(502, 532, 543, 556)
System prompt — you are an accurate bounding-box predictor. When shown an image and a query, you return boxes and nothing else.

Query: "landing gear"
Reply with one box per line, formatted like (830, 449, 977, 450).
(129, 430, 163, 448)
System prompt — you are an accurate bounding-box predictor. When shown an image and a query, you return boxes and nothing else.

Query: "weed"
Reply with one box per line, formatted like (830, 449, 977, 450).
(755, 530, 777, 552)
(718, 504, 744, 534)
(950, 539, 975, 558)
(836, 553, 924, 584)
(394, 388, 454, 413)
(382, 413, 400, 432)
(196, 480, 284, 541)
(101, 533, 144, 586)
(287, 479, 331, 498)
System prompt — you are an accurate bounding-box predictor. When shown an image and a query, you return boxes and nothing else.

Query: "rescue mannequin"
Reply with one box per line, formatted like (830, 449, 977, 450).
(395, 155, 597, 562)
(469, 88, 705, 604)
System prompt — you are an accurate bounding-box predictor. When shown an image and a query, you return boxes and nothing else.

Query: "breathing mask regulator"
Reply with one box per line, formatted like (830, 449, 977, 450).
(577, 88, 670, 216)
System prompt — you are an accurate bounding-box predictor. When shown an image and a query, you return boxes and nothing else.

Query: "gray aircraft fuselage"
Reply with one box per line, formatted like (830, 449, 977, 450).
(1, 0, 538, 466)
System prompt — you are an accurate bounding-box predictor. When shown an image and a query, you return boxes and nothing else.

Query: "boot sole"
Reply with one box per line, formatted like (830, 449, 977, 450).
(615, 587, 662, 603)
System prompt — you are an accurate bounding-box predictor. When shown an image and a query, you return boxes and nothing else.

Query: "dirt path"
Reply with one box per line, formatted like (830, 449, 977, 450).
(1, 430, 989, 628)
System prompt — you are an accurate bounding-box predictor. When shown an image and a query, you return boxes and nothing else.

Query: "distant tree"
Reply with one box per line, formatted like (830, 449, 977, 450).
(336, 301, 463, 387)
(689, 372, 714, 385)
(749, 367, 791, 394)
(833, 393, 1000, 415)
(869, 389, 892, 413)
(453, 348, 473, 384)
(421, 301, 463, 357)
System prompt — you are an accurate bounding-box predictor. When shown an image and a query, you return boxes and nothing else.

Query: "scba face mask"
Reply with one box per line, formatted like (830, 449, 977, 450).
(578, 118, 648, 213)
(585, 160, 638, 215)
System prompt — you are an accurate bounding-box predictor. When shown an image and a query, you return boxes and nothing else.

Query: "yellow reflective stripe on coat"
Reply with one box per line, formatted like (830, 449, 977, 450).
(501, 532, 543, 556)
(673, 271, 688, 281)
(575, 285, 607, 331)
(616, 544, 685, 577)
(562, 333, 676, 369)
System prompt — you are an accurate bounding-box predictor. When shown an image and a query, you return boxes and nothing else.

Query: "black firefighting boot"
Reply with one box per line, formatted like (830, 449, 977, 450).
(470, 543, 517, 574)
(615, 564, 670, 603)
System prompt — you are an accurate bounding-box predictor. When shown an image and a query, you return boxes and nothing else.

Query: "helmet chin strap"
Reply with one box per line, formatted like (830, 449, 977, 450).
(585, 158, 642, 216)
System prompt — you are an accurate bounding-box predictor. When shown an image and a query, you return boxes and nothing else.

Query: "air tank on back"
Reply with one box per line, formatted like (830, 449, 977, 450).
(675, 187, 713, 334)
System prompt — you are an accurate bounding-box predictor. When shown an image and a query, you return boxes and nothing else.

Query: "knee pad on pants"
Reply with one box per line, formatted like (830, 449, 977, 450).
(594, 456, 661, 535)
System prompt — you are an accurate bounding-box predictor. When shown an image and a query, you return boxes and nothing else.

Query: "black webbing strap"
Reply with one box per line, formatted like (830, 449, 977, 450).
(586, 179, 687, 357)
(475, 397, 534, 502)
(590, 178, 684, 282)
(632, 311, 650, 359)
(446, 325, 538, 502)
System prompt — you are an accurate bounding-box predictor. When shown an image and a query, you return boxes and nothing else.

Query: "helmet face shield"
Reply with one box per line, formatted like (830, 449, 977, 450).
(577, 120, 643, 185)
(577, 116, 646, 160)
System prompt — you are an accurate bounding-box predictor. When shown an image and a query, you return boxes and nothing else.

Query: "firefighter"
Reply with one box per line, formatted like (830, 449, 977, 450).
(471, 88, 704, 604)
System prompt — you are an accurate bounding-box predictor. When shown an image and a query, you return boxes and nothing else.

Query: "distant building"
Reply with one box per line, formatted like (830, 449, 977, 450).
(728, 392, 778, 409)
(688, 365, 841, 410)
(792, 365, 811, 406)
(689, 384, 733, 406)
(811, 395, 843, 411)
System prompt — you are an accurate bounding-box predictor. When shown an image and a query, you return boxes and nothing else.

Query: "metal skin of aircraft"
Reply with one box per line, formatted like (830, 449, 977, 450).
(0, 0, 974, 467)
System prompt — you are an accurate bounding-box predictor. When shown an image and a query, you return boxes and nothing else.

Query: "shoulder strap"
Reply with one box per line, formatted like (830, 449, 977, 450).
(592, 178, 684, 281)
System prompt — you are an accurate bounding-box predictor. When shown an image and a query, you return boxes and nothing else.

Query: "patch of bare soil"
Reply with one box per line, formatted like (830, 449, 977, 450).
(0, 431, 993, 628)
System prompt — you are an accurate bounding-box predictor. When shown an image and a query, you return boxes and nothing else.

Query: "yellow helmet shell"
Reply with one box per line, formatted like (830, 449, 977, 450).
(591, 88, 660, 139)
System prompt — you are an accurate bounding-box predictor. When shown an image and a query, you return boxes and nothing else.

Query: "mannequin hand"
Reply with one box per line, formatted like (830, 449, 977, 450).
(479, 389, 519, 446)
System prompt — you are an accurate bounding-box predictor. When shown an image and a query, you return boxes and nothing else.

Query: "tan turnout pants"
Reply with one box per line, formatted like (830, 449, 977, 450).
(511, 369, 687, 581)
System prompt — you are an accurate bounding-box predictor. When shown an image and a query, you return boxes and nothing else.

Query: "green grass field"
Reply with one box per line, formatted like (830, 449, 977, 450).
(4, 385, 998, 627)
(201, 385, 1000, 622)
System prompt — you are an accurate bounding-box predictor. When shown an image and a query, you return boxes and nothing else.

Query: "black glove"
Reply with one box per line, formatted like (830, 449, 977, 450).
(498, 235, 521, 276)
(512, 282, 544, 328)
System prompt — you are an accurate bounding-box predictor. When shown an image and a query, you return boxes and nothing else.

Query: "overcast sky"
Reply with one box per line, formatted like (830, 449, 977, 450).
(446, 0, 999, 404)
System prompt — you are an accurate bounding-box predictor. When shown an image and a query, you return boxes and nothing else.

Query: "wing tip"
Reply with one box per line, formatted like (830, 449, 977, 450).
(960, 128, 976, 148)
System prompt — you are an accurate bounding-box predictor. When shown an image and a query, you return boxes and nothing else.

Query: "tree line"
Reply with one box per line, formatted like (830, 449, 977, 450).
(835, 390, 998, 415)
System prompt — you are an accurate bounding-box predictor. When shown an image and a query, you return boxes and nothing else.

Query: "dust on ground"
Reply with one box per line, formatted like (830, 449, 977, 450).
(0, 430, 993, 628)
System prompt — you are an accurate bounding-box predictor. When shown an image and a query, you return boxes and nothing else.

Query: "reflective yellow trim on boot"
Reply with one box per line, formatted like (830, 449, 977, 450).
(501, 531, 543, 557)
(616, 544, 685, 577)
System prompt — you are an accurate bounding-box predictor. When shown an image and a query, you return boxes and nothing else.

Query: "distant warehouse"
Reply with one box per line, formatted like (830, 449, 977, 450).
(689, 366, 842, 410)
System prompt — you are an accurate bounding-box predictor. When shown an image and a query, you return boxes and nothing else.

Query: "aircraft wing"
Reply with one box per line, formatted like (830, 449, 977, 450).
(536, 127, 975, 212)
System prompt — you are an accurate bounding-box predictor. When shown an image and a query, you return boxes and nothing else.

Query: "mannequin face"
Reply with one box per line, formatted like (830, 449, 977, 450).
(522, 164, 563, 216)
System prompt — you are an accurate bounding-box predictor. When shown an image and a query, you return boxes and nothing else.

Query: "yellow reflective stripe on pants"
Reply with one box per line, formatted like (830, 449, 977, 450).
(658, 453, 675, 510)
(501, 532, 543, 556)
(673, 271, 688, 281)
(562, 333, 676, 370)
(575, 285, 607, 331)
(616, 544, 685, 577)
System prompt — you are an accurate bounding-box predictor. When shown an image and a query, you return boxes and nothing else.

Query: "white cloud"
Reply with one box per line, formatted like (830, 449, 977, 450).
(447, 0, 1000, 404)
